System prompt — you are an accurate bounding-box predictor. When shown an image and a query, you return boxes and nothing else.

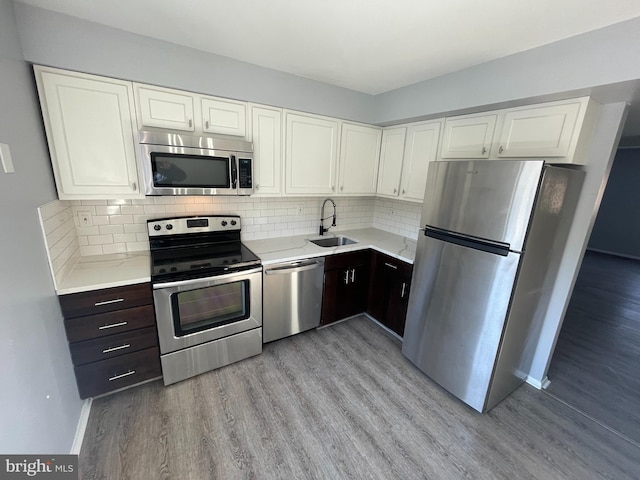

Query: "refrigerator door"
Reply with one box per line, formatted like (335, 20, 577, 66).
(402, 232, 520, 412)
(421, 160, 544, 252)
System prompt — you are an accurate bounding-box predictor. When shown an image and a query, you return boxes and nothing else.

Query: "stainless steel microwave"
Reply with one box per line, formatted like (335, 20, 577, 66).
(138, 130, 254, 196)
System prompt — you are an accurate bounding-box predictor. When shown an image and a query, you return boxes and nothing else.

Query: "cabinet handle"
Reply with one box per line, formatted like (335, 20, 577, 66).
(98, 321, 128, 330)
(401, 282, 407, 298)
(402, 189, 406, 194)
(344, 270, 350, 284)
(205, 120, 209, 129)
(393, 188, 397, 194)
(102, 344, 131, 354)
(188, 119, 193, 128)
(255, 184, 259, 190)
(332, 185, 336, 192)
(351, 268, 355, 283)
(109, 370, 136, 382)
(384, 262, 398, 270)
(481, 147, 487, 155)
(94, 298, 125, 307)
(499, 146, 504, 154)
(132, 182, 137, 191)
(340, 186, 344, 191)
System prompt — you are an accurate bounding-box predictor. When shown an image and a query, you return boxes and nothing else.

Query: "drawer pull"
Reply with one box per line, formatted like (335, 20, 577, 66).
(109, 370, 136, 381)
(94, 298, 125, 307)
(384, 262, 398, 270)
(102, 344, 131, 354)
(401, 282, 407, 298)
(98, 321, 128, 330)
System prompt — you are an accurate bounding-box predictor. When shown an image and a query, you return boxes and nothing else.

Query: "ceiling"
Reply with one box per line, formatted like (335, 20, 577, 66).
(14, 0, 640, 95)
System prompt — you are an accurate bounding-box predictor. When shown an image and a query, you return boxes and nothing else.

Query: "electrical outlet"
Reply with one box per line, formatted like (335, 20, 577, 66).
(295, 204, 304, 215)
(77, 211, 93, 227)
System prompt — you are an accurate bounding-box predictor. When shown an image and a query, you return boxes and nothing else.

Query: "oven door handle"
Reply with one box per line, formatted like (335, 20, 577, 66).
(153, 266, 262, 289)
(264, 259, 323, 275)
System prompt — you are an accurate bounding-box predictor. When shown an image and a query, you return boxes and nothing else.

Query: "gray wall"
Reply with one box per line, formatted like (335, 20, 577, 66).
(0, 0, 83, 453)
(13, 2, 374, 123)
(374, 16, 640, 125)
(588, 148, 640, 259)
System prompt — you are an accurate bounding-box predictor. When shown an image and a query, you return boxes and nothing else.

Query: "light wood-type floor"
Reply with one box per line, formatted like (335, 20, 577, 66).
(546, 250, 640, 445)
(80, 316, 640, 479)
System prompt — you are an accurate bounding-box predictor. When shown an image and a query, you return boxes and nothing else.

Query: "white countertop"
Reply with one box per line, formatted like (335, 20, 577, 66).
(55, 228, 416, 294)
(56, 251, 151, 295)
(243, 228, 416, 266)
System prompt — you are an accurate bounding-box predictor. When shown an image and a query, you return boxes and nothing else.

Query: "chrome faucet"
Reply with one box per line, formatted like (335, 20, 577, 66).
(319, 198, 336, 235)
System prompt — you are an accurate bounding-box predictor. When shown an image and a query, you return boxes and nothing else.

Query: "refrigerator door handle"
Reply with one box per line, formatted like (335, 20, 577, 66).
(424, 226, 511, 256)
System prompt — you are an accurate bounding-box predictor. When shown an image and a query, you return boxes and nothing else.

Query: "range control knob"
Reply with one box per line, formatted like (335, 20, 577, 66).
(231, 220, 237, 226)
(153, 224, 161, 231)
(165, 224, 173, 230)
(221, 220, 228, 227)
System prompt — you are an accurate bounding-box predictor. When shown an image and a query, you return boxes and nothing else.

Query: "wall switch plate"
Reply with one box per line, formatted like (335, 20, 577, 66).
(77, 211, 93, 227)
(0, 143, 15, 174)
(295, 204, 304, 215)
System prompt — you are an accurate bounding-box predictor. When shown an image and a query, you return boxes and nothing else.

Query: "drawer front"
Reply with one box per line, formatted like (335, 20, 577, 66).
(324, 250, 371, 271)
(69, 326, 158, 365)
(376, 252, 413, 277)
(64, 305, 156, 342)
(59, 283, 152, 318)
(74, 347, 161, 399)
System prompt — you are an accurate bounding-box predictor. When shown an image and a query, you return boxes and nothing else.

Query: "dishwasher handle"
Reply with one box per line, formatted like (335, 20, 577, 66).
(264, 259, 324, 275)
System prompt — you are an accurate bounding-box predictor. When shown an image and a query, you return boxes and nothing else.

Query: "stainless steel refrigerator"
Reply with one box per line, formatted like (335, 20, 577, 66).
(402, 160, 584, 412)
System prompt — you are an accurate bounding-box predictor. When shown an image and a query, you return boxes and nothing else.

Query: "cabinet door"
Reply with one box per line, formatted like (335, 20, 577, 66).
(496, 101, 582, 158)
(285, 112, 339, 195)
(376, 127, 406, 197)
(134, 84, 195, 131)
(338, 123, 382, 195)
(201, 97, 247, 136)
(440, 114, 497, 159)
(35, 67, 142, 200)
(250, 105, 282, 196)
(399, 121, 441, 202)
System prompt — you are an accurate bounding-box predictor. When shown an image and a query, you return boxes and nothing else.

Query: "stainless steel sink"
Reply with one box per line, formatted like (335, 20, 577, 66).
(310, 236, 357, 247)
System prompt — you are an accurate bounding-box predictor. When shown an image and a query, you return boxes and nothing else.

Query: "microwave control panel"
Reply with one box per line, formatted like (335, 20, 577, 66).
(238, 158, 253, 188)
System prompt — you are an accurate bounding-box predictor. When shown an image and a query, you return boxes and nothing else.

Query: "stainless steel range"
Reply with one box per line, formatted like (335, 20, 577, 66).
(148, 215, 262, 385)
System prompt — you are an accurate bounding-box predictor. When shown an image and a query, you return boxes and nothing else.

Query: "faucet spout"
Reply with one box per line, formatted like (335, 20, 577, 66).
(319, 198, 337, 236)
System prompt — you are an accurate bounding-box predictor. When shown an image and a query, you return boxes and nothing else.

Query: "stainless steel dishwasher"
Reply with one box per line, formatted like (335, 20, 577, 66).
(263, 257, 325, 343)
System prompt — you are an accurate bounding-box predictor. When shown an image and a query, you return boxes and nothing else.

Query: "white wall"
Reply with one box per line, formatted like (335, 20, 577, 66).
(0, 0, 83, 454)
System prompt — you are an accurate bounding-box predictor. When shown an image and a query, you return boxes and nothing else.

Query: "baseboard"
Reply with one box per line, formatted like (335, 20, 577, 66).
(525, 375, 550, 390)
(587, 248, 640, 261)
(70, 398, 92, 455)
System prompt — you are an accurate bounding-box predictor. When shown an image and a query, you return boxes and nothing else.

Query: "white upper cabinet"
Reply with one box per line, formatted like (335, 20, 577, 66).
(35, 66, 142, 200)
(400, 121, 442, 202)
(440, 114, 498, 159)
(201, 96, 247, 136)
(376, 127, 407, 198)
(438, 97, 598, 164)
(285, 112, 340, 196)
(134, 84, 195, 131)
(249, 104, 282, 196)
(496, 100, 583, 158)
(338, 123, 382, 195)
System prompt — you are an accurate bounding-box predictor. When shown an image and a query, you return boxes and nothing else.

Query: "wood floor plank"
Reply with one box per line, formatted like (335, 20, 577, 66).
(80, 316, 640, 479)
(547, 250, 640, 444)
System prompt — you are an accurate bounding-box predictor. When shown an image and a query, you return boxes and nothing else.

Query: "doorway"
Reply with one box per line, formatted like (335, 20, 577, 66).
(545, 147, 640, 445)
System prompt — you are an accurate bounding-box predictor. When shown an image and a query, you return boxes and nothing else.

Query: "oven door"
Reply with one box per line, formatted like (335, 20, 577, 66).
(153, 267, 262, 354)
(140, 143, 238, 196)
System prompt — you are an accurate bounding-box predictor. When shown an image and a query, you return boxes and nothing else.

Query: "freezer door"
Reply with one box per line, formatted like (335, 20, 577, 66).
(421, 160, 544, 252)
(402, 233, 520, 412)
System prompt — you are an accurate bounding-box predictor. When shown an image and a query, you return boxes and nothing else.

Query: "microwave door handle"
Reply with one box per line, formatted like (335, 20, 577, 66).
(230, 155, 238, 189)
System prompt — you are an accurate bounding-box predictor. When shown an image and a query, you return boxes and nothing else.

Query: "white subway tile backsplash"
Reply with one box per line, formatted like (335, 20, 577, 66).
(96, 205, 121, 215)
(98, 224, 124, 235)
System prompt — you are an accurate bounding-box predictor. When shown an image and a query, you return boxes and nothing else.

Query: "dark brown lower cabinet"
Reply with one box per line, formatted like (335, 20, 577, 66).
(59, 283, 161, 398)
(367, 251, 413, 336)
(321, 250, 371, 325)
